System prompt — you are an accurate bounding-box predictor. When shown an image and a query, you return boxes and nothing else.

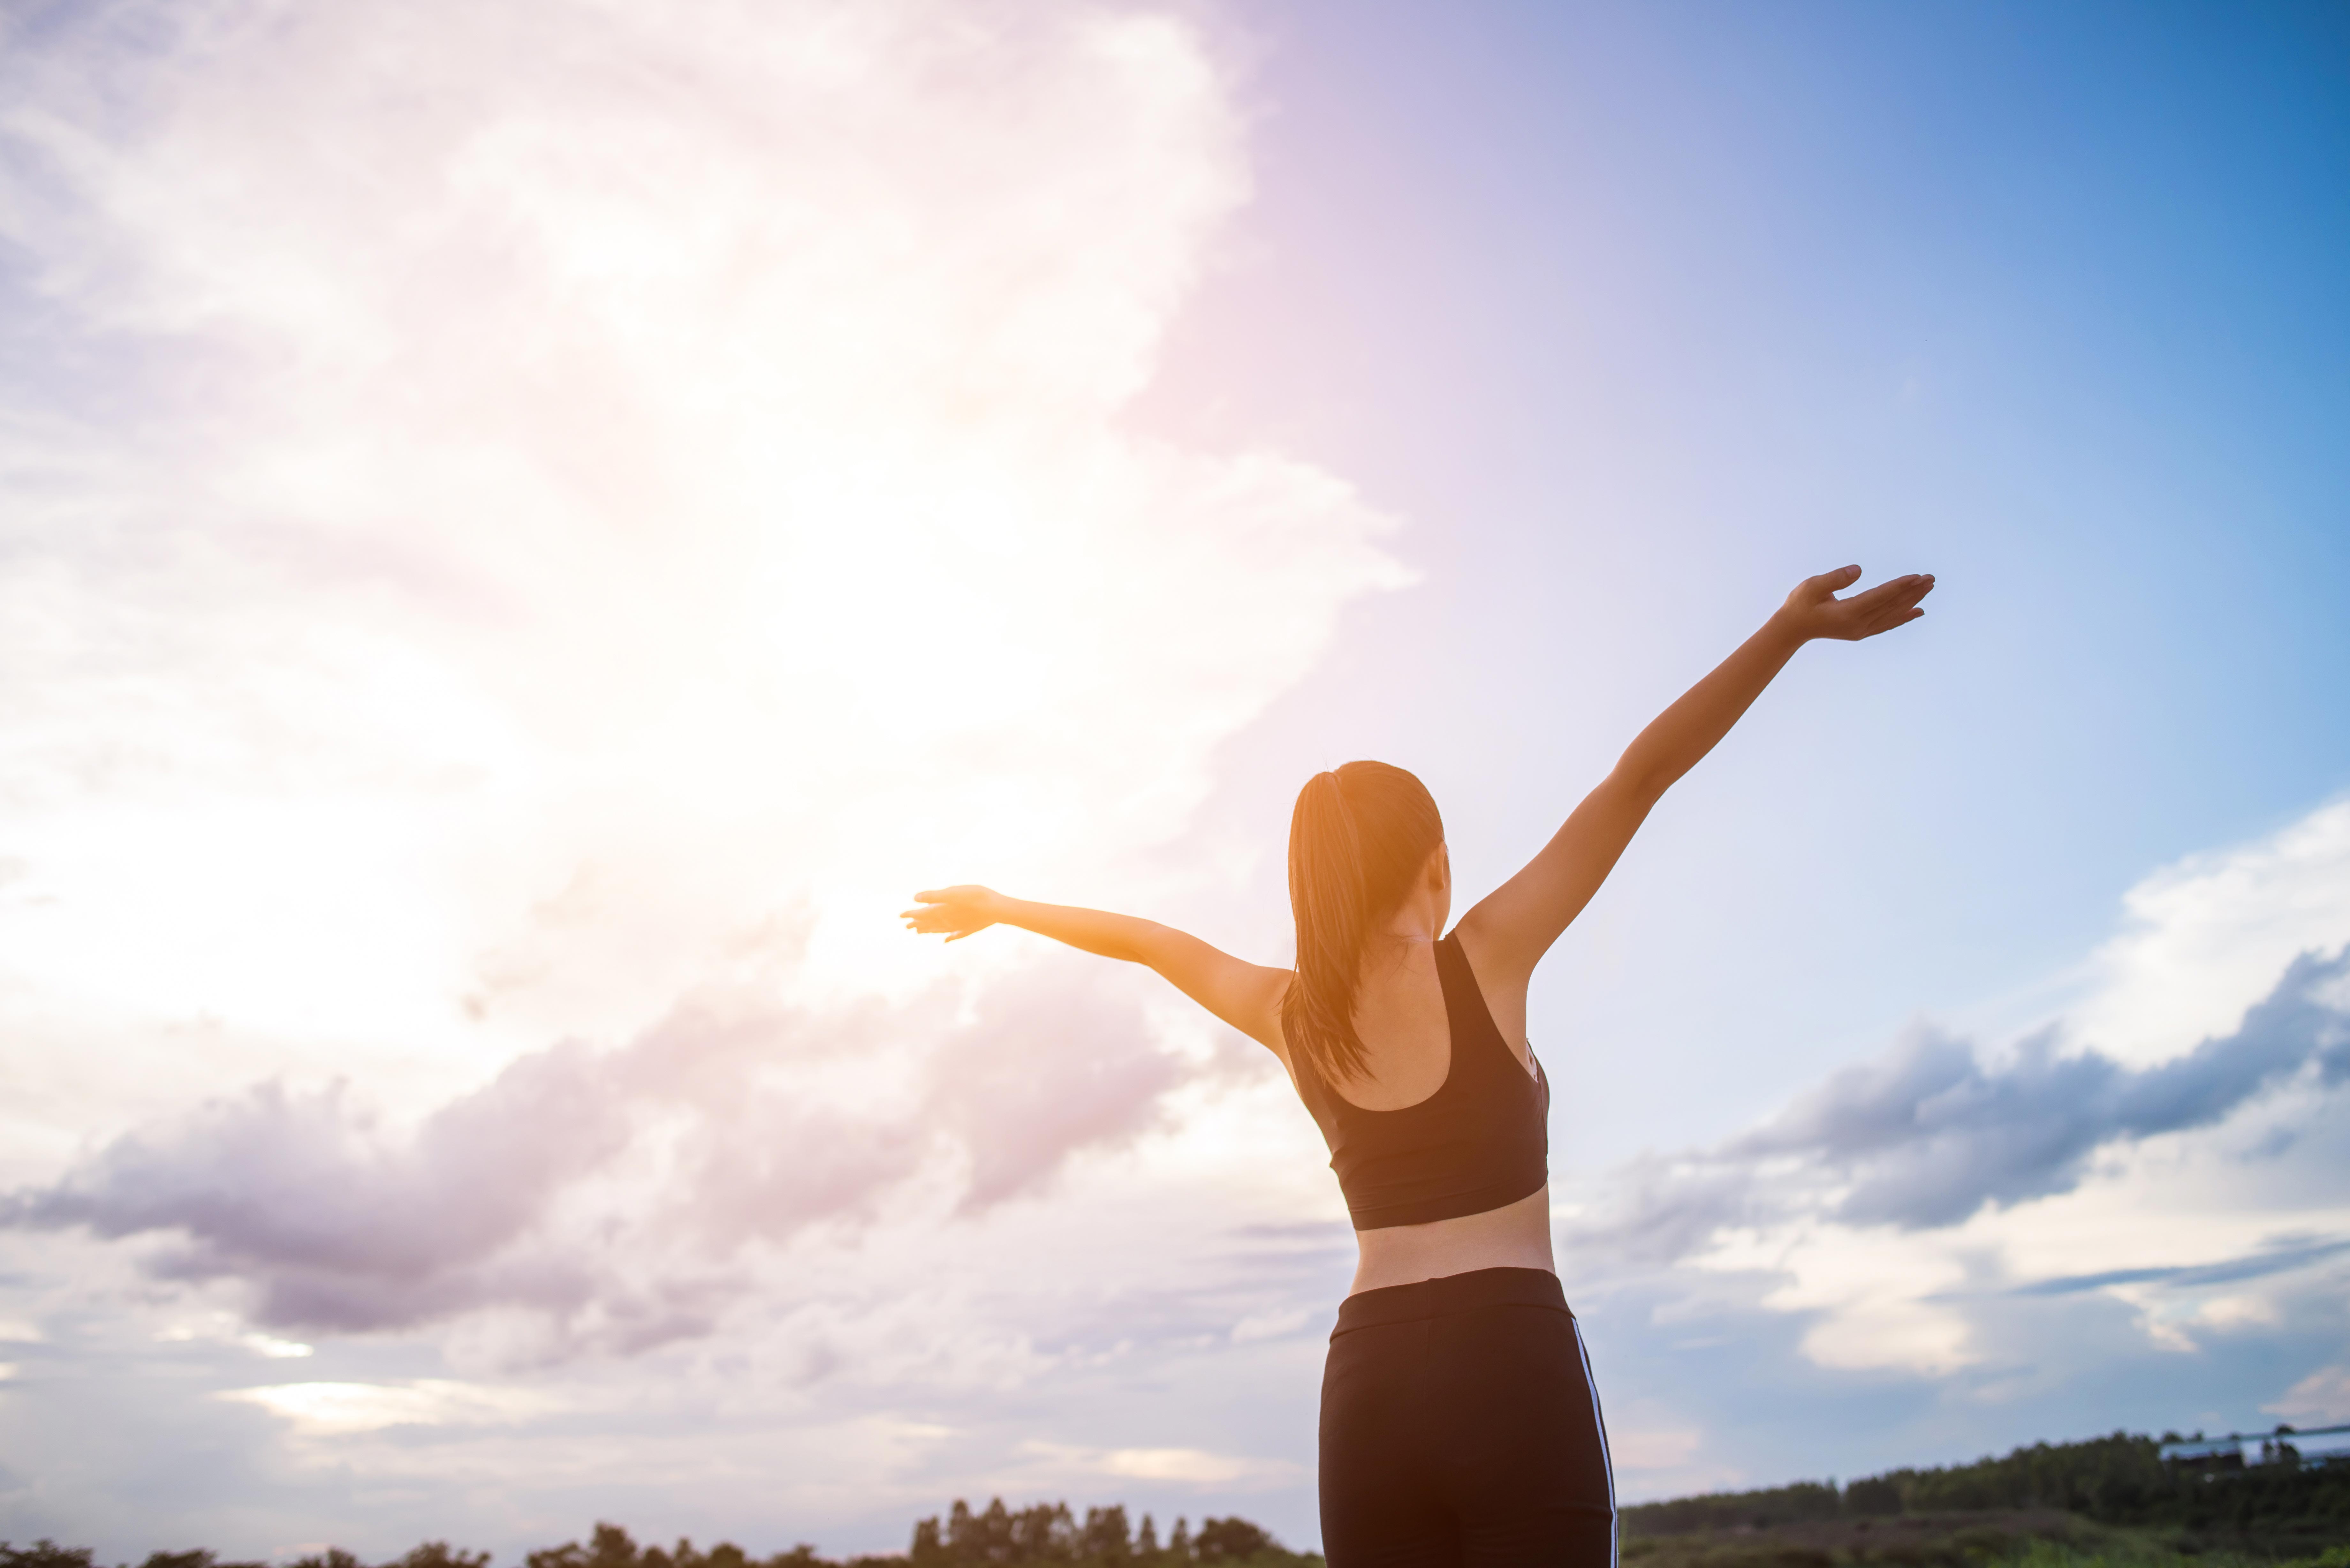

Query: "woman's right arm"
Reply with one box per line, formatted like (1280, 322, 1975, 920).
(903, 886, 1292, 1052)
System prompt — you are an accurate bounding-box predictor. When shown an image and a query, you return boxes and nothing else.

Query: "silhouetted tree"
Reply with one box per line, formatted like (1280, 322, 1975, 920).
(1, 1545, 98, 1568)
(1080, 1506, 1131, 1562)
(527, 1523, 624, 1568)
(1013, 1503, 1075, 1558)
(290, 1552, 367, 1568)
(1192, 1518, 1274, 1562)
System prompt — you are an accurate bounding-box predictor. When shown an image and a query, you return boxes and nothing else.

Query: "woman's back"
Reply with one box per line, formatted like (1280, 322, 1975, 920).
(1326, 939, 1453, 1109)
(1322, 926, 1541, 1102)
(1288, 928, 1557, 1294)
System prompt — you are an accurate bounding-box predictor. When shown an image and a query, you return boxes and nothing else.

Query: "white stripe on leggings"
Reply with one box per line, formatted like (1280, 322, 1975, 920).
(1572, 1317, 1618, 1568)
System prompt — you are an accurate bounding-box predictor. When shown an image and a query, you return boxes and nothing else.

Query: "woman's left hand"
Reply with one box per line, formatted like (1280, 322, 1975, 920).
(901, 885, 1004, 942)
(1776, 565, 1935, 643)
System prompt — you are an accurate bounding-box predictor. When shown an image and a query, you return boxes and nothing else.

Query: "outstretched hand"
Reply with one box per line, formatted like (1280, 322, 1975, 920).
(902, 885, 1002, 943)
(1778, 565, 1935, 643)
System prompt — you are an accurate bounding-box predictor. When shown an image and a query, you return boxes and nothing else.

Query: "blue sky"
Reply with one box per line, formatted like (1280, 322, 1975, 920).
(1162, 0, 2350, 1152)
(0, 1, 2346, 1559)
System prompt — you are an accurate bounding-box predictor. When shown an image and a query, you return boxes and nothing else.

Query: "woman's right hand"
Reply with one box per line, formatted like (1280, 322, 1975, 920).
(901, 885, 1004, 942)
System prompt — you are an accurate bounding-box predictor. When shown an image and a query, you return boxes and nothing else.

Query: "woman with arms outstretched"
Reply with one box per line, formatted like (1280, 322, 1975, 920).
(904, 565, 1934, 1566)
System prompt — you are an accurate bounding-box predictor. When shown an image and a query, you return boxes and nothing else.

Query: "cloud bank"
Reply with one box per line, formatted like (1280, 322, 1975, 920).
(1569, 945, 2350, 1270)
(4, 962, 1184, 1352)
(1549, 807, 2350, 1419)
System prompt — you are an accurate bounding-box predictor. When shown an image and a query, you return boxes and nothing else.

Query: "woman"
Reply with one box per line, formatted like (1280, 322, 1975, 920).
(904, 564, 1934, 1565)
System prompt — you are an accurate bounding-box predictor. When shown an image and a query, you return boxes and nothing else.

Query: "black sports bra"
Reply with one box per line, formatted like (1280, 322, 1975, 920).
(1291, 931, 1550, 1231)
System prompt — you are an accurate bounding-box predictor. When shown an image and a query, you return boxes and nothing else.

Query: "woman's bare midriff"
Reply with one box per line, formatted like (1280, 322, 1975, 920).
(1348, 1183, 1556, 1296)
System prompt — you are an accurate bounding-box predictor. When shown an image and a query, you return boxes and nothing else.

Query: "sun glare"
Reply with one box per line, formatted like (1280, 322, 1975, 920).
(0, 2, 1406, 1116)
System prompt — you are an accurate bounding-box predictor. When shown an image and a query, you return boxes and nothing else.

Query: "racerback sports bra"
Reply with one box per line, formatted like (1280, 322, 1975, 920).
(1291, 931, 1551, 1231)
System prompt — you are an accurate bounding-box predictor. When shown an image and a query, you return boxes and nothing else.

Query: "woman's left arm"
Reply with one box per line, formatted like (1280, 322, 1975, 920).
(1459, 565, 1934, 989)
(903, 886, 1292, 1051)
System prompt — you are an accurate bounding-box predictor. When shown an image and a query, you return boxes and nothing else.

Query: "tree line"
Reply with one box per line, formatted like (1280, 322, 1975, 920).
(25, 1426, 2343, 1568)
(905, 1500, 1287, 1563)
(0, 1504, 1318, 1568)
(1621, 1429, 2350, 1538)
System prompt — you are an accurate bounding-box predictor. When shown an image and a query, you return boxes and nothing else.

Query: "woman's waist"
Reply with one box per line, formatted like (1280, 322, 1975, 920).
(1346, 1183, 1554, 1297)
(1333, 1263, 1568, 1334)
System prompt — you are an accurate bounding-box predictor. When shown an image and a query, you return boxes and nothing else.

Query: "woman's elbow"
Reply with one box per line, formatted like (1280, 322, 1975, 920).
(1603, 761, 1672, 811)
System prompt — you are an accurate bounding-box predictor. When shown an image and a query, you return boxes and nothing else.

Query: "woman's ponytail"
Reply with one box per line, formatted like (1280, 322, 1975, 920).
(1281, 761, 1444, 1083)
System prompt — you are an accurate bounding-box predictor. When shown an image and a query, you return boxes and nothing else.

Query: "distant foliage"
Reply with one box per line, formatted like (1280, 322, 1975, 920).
(10, 1512, 1316, 1568)
(3, 1547, 102, 1568)
(904, 1498, 1306, 1564)
(1626, 1479, 1845, 1534)
(1620, 1429, 2350, 1539)
(522, 1524, 863, 1568)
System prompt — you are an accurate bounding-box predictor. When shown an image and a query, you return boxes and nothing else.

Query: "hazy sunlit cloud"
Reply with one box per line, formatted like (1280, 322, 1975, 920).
(0, 1, 1398, 1546)
(0, 0, 1405, 1149)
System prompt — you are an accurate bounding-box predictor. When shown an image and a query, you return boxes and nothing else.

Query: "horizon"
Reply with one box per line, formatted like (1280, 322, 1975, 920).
(2, 0, 2347, 1558)
(7, 1417, 2337, 1564)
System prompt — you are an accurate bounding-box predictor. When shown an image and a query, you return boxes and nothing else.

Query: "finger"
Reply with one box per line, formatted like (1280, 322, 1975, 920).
(1883, 572, 1934, 601)
(1879, 578, 1933, 616)
(1843, 574, 1921, 610)
(1856, 606, 1926, 639)
(1847, 577, 1933, 618)
(1795, 566, 1854, 604)
(912, 889, 948, 904)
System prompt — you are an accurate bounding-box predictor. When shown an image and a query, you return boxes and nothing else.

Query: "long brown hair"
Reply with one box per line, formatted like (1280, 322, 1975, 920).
(1281, 760, 1444, 1083)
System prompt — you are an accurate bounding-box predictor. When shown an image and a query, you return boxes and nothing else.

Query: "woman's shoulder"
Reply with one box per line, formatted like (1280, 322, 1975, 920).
(1450, 908, 1535, 993)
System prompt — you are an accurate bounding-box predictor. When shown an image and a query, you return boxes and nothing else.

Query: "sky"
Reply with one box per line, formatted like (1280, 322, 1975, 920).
(0, 0, 2346, 1558)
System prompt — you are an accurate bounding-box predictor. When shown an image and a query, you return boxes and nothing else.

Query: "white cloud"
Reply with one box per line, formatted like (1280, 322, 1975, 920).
(242, 1333, 315, 1359)
(2073, 797, 2350, 1067)
(1020, 1439, 1305, 1489)
(1230, 1307, 1310, 1343)
(217, 1378, 558, 1436)
(1609, 1426, 1703, 1472)
(1706, 1222, 1979, 1376)
(2267, 1365, 2350, 1427)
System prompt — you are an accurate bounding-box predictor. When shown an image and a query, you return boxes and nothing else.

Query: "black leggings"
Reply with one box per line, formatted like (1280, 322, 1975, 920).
(1320, 1267, 1616, 1566)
